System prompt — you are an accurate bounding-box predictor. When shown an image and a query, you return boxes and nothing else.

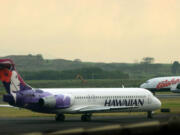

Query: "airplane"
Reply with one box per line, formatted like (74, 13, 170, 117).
(140, 76, 180, 93)
(0, 59, 161, 121)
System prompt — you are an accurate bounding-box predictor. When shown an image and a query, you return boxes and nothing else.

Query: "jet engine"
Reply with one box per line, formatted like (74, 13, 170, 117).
(171, 83, 180, 93)
(38, 94, 74, 109)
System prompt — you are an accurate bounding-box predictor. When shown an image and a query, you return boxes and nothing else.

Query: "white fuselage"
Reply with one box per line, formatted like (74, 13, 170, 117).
(40, 88, 161, 114)
(140, 76, 180, 93)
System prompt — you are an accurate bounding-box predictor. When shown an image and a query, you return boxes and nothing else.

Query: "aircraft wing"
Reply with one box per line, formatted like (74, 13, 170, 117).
(73, 106, 138, 113)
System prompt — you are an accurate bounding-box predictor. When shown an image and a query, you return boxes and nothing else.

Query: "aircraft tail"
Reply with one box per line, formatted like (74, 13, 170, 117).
(0, 59, 32, 95)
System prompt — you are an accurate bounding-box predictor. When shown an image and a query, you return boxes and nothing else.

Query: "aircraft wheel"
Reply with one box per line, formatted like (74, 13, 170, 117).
(55, 114, 65, 122)
(81, 114, 91, 122)
(147, 111, 153, 119)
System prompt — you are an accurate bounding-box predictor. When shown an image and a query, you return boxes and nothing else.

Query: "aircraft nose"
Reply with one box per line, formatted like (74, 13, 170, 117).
(154, 97, 161, 109)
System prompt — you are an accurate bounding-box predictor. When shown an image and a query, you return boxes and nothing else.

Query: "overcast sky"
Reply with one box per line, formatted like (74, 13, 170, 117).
(0, 0, 179, 63)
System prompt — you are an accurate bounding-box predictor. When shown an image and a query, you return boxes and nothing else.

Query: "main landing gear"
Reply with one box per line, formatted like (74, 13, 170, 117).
(81, 114, 92, 122)
(55, 113, 92, 122)
(147, 111, 153, 119)
(55, 114, 65, 122)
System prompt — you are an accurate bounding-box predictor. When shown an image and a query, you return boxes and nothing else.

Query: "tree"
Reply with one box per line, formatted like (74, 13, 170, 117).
(140, 57, 155, 72)
(141, 57, 155, 64)
(74, 59, 82, 62)
(171, 61, 179, 74)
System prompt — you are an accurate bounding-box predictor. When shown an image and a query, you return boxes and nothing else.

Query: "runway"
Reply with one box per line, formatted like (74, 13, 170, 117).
(0, 113, 179, 135)
(156, 93, 180, 98)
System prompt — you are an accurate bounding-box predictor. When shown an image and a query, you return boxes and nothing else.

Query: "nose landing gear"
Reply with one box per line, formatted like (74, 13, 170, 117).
(81, 114, 92, 122)
(55, 114, 65, 122)
(147, 111, 153, 119)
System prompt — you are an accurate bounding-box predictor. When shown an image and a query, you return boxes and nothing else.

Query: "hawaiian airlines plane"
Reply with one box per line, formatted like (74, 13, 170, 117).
(0, 59, 161, 121)
(140, 77, 180, 93)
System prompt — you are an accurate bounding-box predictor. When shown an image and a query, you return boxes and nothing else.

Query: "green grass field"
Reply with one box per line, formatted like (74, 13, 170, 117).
(159, 98, 180, 113)
(0, 79, 146, 93)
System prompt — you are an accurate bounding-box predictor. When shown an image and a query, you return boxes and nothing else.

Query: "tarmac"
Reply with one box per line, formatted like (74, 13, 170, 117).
(0, 113, 179, 135)
(156, 93, 180, 98)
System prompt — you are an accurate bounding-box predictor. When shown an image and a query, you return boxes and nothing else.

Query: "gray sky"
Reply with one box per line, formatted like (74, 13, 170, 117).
(0, 0, 179, 63)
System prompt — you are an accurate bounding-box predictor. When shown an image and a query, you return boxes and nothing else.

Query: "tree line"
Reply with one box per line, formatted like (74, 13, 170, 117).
(2, 55, 180, 80)
(172, 61, 180, 75)
(20, 67, 129, 80)
(18, 58, 180, 80)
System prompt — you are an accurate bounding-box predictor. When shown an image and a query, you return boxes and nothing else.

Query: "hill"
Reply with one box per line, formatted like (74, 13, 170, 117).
(0, 54, 175, 79)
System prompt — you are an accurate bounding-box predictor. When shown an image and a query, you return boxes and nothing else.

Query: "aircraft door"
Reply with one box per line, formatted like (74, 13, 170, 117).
(92, 95, 96, 103)
(87, 95, 96, 104)
(87, 95, 91, 102)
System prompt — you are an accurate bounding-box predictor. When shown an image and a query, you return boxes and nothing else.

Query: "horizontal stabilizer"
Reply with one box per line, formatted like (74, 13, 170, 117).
(0, 104, 14, 107)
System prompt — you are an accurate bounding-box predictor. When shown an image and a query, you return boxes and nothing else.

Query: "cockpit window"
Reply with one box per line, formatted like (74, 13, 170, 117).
(145, 81, 150, 83)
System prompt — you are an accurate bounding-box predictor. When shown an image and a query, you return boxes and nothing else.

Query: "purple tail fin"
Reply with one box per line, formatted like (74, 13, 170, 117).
(0, 59, 32, 94)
